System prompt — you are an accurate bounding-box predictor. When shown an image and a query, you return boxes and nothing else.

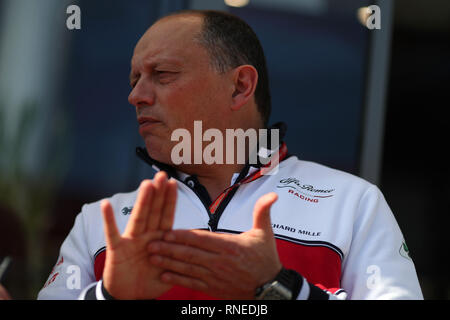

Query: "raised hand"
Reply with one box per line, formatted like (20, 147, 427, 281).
(101, 171, 177, 299)
(147, 192, 282, 299)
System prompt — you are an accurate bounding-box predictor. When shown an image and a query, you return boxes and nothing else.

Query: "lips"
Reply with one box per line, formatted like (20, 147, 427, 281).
(138, 116, 159, 125)
(137, 116, 161, 133)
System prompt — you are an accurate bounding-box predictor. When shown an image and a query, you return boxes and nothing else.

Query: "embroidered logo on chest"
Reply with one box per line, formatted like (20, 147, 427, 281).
(277, 178, 335, 203)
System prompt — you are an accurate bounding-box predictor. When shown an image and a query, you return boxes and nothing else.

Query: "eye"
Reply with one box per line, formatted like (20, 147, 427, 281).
(130, 73, 139, 88)
(155, 70, 177, 84)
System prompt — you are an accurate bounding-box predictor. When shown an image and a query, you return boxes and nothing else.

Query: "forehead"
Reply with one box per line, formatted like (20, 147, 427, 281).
(131, 15, 205, 67)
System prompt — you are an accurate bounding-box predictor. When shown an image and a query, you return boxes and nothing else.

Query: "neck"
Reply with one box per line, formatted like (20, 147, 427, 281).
(176, 162, 246, 201)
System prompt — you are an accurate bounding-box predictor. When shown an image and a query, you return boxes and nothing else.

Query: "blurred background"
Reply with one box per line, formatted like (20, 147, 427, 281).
(0, 0, 448, 299)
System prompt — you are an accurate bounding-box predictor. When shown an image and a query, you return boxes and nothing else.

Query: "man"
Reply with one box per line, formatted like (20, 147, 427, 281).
(37, 10, 423, 300)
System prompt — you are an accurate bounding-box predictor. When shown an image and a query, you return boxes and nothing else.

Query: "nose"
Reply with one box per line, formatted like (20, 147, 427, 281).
(128, 77, 156, 108)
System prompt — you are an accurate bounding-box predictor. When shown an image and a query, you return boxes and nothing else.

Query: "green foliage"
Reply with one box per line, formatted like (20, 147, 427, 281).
(0, 100, 70, 298)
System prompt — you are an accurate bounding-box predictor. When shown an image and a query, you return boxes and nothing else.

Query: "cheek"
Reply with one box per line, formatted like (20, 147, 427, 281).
(163, 92, 196, 132)
(163, 81, 212, 127)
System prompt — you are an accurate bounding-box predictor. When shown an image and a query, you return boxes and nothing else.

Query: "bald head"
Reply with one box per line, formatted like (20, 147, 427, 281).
(137, 13, 203, 49)
(133, 13, 204, 68)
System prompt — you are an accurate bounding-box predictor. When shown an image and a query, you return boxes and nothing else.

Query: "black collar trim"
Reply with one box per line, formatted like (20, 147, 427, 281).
(135, 121, 288, 181)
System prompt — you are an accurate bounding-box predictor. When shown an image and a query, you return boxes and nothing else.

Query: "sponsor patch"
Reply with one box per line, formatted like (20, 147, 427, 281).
(277, 177, 335, 203)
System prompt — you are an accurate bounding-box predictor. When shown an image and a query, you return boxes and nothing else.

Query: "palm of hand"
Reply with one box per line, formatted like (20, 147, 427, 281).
(101, 172, 177, 299)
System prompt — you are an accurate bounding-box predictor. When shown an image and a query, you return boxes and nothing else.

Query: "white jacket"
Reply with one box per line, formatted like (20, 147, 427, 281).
(37, 154, 423, 300)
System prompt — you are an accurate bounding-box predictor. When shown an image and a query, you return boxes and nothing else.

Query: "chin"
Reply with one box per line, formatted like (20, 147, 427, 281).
(144, 140, 173, 165)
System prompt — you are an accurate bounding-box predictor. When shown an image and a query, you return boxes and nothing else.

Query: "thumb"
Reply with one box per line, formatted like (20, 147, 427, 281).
(252, 192, 278, 231)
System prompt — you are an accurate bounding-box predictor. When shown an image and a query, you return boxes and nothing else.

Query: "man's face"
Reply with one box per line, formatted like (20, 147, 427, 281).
(128, 15, 233, 165)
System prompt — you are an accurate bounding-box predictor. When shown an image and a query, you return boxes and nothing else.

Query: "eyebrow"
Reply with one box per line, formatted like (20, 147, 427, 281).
(129, 58, 183, 83)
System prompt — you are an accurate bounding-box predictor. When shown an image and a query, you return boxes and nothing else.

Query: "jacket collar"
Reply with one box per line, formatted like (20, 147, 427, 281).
(136, 122, 288, 181)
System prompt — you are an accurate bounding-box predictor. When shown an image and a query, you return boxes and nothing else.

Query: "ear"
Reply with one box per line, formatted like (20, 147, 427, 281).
(230, 65, 258, 111)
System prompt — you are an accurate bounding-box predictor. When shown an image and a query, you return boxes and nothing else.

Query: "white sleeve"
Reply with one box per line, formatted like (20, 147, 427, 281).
(340, 185, 423, 299)
(37, 209, 96, 300)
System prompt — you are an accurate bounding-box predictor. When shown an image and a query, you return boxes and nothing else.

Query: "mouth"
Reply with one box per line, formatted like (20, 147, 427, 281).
(138, 116, 160, 124)
(137, 116, 161, 133)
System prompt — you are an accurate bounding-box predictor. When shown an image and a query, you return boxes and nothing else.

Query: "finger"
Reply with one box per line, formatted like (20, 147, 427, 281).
(124, 180, 153, 237)
(252, 192, 278, 231)
(101, 200, 121, 249)
(163, 229, 238, 255)
(146, 171, 168, 231)
(149, 254, 212, 280)
(147, 241, 218, 267)
(160, 272, 208, 292)
(158, 178, 177, 231)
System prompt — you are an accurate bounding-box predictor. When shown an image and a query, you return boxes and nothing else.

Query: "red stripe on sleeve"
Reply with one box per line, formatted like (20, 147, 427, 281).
(275, 238, 342, 293)
(94, 250, 106, 281)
